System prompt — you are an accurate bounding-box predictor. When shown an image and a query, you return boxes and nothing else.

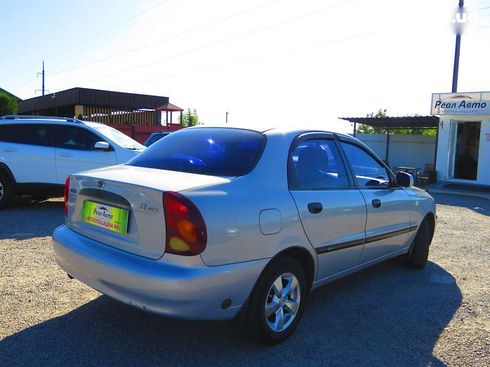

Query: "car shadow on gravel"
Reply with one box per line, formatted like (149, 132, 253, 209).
(0, 198, 64, 240)
(0, 260, 461, 367)
(433, 193, 490, 217)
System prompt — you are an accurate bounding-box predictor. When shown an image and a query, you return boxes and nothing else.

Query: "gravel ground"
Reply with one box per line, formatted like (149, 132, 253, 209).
(0, 194, 489, 367)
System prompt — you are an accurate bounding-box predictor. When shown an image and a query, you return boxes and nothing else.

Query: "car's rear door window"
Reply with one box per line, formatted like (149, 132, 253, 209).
(128, 128, 266, 177)
(289, 139, 350, 189)
(0, 124, 52, 146)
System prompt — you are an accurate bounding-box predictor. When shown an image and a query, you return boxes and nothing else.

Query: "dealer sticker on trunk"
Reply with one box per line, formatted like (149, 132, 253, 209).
(81, 200, 129, 234)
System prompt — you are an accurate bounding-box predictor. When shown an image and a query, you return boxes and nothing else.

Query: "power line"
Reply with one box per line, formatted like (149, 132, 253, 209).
(10, 0, 171, 93)
(78, 0, 171, 43)
(108, 32, 373, 89)
(73, 0, 357, 86)
(48, 0, 286, 77)
(11, 77, 38, 92)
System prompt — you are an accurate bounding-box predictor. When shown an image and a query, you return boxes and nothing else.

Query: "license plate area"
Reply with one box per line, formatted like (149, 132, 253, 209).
(81, 200, 129, 234)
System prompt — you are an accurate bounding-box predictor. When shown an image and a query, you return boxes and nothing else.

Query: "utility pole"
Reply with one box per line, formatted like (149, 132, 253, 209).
(452, 0, 464, 93)
(37, 61, 45, 96)
(226, 111, 229, 123)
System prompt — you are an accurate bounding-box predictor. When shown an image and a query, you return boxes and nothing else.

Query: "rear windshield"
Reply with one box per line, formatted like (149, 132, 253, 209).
(128, 128, 266, 176)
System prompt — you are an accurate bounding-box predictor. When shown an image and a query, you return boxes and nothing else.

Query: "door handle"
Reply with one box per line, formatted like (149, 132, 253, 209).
(3, 148, 16, 153)
(372, 199, 381, 208)
(308, 202, 323, 214)
(59, 153, 74, 158)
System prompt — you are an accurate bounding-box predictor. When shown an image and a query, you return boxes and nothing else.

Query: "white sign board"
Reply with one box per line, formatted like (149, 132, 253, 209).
(431, 91, 490, 115)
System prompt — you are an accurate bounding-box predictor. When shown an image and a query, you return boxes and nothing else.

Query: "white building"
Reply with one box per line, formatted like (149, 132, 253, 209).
(431, 91, 490, 187)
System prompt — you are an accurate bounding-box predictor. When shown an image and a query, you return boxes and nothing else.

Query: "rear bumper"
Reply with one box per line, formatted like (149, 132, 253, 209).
(52, 225, 268, 320)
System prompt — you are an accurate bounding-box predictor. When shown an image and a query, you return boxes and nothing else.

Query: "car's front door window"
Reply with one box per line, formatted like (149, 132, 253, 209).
(55, 126, 101, 150)
(340, 142, 390, 188)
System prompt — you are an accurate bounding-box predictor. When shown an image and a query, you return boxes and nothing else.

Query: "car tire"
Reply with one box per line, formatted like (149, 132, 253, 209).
(406, 219, 433, 269)
(242, 257, 307, 344)
(0, 171, 14, 210)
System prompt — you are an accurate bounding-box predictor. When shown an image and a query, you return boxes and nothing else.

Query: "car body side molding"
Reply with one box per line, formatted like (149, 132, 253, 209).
(316, 225, 418, 254)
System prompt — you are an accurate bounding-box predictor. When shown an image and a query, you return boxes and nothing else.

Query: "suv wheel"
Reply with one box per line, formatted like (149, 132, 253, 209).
(243, 257, 307, 344)
(0, 172, 14, 209)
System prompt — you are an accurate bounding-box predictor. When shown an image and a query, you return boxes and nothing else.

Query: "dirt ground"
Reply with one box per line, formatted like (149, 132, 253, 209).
(0, 194, 489, 366)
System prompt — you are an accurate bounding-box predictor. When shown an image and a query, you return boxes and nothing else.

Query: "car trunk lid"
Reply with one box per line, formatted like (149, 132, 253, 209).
(65, 165, 229, 259)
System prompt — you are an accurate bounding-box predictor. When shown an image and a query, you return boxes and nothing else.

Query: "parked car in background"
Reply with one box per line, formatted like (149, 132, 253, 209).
(0, 115, 144, 208)
(144, 131, 171, 146)
(53, 126, 436, 343)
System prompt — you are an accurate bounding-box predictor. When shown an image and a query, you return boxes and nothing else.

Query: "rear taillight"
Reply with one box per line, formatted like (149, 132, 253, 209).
(64, 176, 70, 217)
(163, 192, 207, 256)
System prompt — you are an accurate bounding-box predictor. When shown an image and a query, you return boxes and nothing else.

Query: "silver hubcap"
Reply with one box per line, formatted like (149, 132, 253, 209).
(0, 181, 4, 201)
(264, 272, 301, 332)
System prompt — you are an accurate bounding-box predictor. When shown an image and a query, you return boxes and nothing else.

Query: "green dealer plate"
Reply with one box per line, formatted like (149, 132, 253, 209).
(81, 200, 129, 234)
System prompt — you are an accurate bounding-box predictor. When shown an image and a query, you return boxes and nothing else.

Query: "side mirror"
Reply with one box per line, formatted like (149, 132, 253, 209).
(396, 171, 414, 187)
(94, 141, 110, 150)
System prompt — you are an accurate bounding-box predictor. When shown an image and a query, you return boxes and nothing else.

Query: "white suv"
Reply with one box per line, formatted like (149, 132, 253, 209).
(0, 115, 144, 208)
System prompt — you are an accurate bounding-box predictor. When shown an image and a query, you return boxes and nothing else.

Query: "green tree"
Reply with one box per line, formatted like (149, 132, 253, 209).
(180, 108, 199, 127)
(356, 109, 387, 134)
(0, 92, 18, 115)
(357, 109, 436, 136)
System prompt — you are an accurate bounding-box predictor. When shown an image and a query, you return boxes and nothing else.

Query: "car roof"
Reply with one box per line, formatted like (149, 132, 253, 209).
(0, 115, 108, 129)
(187, 124, 357, 142)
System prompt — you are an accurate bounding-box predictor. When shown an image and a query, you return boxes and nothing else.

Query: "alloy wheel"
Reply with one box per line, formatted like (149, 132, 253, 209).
(264, 272, 301, 332)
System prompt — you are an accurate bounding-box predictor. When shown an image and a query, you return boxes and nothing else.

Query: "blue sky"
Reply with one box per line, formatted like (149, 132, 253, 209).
(2, 0, 490, 132)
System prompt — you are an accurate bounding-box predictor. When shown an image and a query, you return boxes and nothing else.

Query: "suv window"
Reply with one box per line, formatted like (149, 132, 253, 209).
(0, 124, 52, 146)
(128, 128, 266, 176)
(289, 139, 349, 189)
(54, 126, 102, 150)
(340, 142, 390, 188)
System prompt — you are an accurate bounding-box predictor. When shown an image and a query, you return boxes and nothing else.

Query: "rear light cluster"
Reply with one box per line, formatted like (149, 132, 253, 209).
(64, 176, 70, 217)
(163, 192, 207, 256)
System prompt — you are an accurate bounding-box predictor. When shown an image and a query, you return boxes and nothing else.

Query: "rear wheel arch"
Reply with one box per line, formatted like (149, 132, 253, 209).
(264, 246, 315, 293)
(235, 246, 315, 324)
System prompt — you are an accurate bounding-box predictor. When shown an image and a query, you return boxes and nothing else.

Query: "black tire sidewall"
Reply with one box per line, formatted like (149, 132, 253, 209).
(408, 219, 431, 268)
(0, 172, 14, 209)
(246, 257, 307, 344)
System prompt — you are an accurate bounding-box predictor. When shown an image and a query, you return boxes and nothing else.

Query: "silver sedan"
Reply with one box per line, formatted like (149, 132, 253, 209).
(52, 127, 436, 343)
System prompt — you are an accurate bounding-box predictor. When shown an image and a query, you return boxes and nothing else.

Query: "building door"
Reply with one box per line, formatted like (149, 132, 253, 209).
(452, 122, 481, 181)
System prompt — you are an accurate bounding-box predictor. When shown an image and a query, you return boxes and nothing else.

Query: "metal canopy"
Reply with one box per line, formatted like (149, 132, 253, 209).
(339, 116, 439, 129)
(339, 116, 440, 170)
(19, 87, 170, 113)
